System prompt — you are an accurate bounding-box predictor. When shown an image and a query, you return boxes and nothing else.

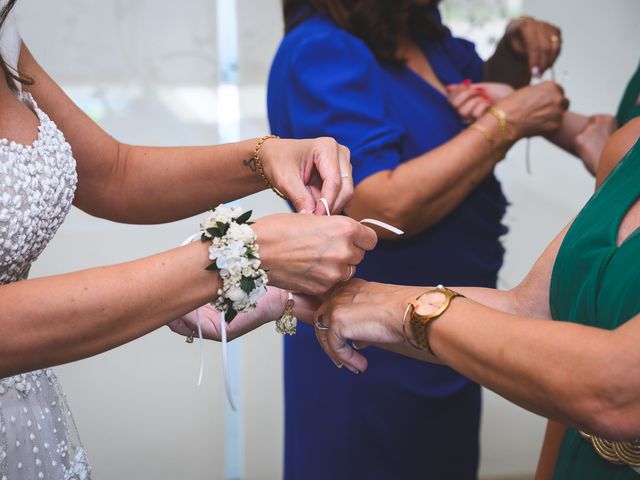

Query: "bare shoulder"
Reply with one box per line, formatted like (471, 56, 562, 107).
(596, 118, 640, 188)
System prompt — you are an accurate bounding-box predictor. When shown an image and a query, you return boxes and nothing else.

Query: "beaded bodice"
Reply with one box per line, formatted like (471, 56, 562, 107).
(0, 92, 77, 284)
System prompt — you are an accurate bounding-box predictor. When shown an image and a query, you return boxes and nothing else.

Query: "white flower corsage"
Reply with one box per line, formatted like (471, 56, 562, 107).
(201, 204, 268, 322)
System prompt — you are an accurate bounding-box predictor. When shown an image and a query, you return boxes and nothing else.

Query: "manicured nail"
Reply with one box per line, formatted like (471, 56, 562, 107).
(462, 79, 472, 87)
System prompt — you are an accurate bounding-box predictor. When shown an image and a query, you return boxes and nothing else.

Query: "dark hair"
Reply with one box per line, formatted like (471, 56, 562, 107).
(283, 0, 446, 65)
(0, 0, 33, 91)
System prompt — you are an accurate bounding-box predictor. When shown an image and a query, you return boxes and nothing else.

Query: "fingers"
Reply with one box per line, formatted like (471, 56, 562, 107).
(351, 222, 378, 251)
(459, 96, 490, 121)
(314, 311, 368, 374)
(535, 26, 550, 74)
(314, 138, 343, 215)
(331, 145, 354, 214)
(548, 27, 562, 68)
(448, 84, 482, 110)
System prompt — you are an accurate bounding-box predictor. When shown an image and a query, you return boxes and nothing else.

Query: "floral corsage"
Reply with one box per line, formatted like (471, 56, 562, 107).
(200, 204, 268, 322)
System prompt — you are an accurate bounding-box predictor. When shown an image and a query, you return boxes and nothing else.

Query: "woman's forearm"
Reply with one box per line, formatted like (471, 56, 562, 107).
(78, 139, 266, 224)
(346, 115, 505, 239)
(418, 300, 639, 438)
(0, 242, 220, 377)
(545, 111, 589, 156)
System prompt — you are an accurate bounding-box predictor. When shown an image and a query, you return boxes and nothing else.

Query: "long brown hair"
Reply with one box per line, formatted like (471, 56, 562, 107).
(0, 0, 33, 91)
(283, 0, 446, 65)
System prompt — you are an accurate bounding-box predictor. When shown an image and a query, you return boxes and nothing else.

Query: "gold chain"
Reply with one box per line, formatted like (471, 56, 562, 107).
(253, 135, 289, 200)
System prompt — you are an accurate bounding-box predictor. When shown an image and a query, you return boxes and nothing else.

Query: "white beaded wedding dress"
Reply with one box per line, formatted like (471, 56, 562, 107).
(0, 6, 91, 480)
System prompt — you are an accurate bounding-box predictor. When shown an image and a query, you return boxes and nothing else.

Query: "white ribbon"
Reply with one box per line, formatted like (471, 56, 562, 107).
(182, 200, 403, 412)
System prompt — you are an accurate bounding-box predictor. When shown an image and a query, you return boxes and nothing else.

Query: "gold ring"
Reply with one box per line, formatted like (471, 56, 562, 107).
(550, 34, 560, 44)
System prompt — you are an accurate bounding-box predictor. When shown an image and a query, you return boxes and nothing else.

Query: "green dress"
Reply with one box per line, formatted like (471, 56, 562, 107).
(617, 62, 640, 127)
(550, 138, 640, 479)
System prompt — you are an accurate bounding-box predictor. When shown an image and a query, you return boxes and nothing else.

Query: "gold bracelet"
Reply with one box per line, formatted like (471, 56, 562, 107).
(469, 124, 505, 162)
(469, 124, 495, 149)
(254, 135, 289, 200)
(487, 106, 510, 144)
(402, 303, 425, 352)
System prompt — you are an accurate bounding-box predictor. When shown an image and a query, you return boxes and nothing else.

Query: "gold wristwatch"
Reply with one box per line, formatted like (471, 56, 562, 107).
(404, 284, 464, 354)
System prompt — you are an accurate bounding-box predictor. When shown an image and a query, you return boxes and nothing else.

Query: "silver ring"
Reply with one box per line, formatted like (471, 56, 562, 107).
(186, 330, 196, 343)
(342, 265, 355, 282)
(314, 316, 329, 331)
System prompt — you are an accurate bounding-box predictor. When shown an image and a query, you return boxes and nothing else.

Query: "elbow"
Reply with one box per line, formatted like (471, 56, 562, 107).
(565, 362, 640, 441)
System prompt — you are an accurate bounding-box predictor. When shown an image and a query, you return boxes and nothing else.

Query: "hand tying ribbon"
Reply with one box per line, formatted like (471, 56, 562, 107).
(182, 201, 403, 411)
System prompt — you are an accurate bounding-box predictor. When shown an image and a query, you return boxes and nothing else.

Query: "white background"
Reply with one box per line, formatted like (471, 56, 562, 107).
(14, 0, 640, 478)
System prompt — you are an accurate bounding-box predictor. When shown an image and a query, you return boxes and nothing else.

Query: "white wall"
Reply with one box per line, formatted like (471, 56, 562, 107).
(15, 0, 640, 479)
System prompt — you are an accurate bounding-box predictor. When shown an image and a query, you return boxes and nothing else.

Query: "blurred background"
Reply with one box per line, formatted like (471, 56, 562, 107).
(15, 0, 640, 478)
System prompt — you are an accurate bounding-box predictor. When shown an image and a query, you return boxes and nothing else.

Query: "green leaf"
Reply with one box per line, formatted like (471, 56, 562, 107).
(206, 227, 222, 238)
(205, 261, 218, 271)
(235, 210, 253, 225)
(216, 221, 229, 236)
(226, 308, 238, 323)
(240, 276, 256, 293)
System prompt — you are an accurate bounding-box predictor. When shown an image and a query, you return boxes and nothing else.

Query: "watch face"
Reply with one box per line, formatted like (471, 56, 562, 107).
(414, 290, 447, 317)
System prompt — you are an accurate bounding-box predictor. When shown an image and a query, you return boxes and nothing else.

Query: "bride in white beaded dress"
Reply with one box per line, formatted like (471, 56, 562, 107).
(0, 1, 376, 478)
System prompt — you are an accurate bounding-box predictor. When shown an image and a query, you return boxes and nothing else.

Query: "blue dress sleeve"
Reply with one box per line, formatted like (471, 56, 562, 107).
(285, 30, 405, 185)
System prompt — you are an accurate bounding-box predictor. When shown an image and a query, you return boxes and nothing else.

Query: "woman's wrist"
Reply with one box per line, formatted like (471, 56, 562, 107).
(237, 137, 273, 192)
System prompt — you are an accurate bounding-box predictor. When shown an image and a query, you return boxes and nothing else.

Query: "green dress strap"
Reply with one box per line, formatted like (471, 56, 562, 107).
(617, 62, 640, 126)
(550, 138, 640, 479)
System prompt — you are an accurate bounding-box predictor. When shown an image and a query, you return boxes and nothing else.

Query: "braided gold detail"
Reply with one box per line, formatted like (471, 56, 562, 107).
(253, 135, 288, 200)
(580, 431, 640, 467)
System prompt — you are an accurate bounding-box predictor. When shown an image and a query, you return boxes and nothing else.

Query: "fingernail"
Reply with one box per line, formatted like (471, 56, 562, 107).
(300, 209, 308, 214)
(531, 66, 541, 78)
(474, 86, 484, 92)
(346, 365, 360, 374)
(462, 79, 472, 87)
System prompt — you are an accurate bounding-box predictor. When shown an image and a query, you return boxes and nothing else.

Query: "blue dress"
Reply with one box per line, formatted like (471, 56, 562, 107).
(268, 9, 508, 480)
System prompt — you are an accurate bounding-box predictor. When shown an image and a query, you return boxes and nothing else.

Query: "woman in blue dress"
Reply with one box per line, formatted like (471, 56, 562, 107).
(267, 2, 594, 478)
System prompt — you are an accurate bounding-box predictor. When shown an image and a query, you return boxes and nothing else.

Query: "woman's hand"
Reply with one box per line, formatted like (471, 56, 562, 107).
(259, 137, 353, 215)
(169, 287, 322, 341)
(252, 214, 377, 295)
(574, 114, 618, 175)
(503, 16, 562, 76)
(495, 81, 569, 140)
(447, 82, 515, 122)
(168, 287, 286, 341)
(313, 279, 422, 373)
